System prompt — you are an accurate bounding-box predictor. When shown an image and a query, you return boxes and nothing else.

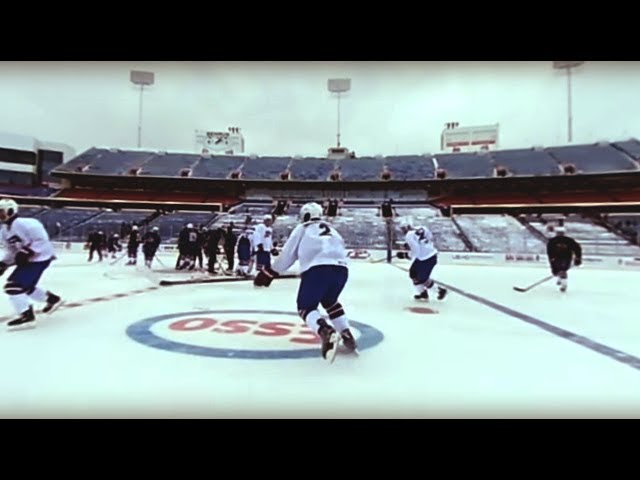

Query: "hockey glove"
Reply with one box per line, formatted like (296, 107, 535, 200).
(0, 261, 8, 276)
(254, 267, 279, 287)
(15, 250, 33, 266)
(574, 257, 582, 267)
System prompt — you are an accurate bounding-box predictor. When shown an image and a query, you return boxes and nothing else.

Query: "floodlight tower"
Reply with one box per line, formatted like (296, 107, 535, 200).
(328, 78, 351, 148)
(553, 61, 584, 143)
(130, 70, 155, 148)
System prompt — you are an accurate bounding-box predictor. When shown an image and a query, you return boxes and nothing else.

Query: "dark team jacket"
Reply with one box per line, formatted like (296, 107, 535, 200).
(547, 235, 582, 261)
(128, 231, 140, 246)
(143, 232, 161, 248)
(87, 232, 106, 246)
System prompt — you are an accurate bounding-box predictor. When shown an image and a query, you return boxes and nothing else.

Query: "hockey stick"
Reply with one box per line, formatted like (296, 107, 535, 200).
(513, 275, 554, 293)
(153, 254, 167, 268)
(369, 256, 387, 264)
(109, 252, 128, 266)
(159, 273, 299, 287)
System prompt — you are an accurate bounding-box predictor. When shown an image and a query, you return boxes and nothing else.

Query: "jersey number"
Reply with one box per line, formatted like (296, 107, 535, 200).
(416, 228, 429, 244)
(319, 223, 332, 237)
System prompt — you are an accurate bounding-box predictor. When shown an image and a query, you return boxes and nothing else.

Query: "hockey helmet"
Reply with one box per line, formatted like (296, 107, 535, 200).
(0, 198, 18, 219)
(300, 202, 323, 223)
(398, 216, 413, 230)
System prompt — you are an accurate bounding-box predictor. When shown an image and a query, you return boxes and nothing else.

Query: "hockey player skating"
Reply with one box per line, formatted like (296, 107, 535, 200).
(142, 226, 161, 268)
(398, 217, 447, 302)
(254, 202, 357, 362)
(546, 226, 582, 292)
(0, 198, 63, 329)
(86, 230, 106, 262)
(107, 233, 122, 259)
(252, 214, 274, 285)
(127, 225, 141, 265)
(176, 223, 199, 270)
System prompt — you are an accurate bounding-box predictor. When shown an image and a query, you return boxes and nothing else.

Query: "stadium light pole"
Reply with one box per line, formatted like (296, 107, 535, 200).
(328, 79, 351, 148)
(130, 70, 155, 148)
(553, 61, 584, 143)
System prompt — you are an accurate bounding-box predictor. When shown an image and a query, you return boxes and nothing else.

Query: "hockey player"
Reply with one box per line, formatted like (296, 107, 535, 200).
(178, 223, 200, 271)
(398, 217, 447, 302)
(0, 198, 62, 328)
(107, 233, 122, 259)
(142, 226, 161, 268)
(127, 225, 141, 265)
(223, 224, 237, 274)
(86, 229, 105, 262)
(546, 226, 582, 292)
(236, 228, 253, 277)
(254, 202, 357, 362)
(204, 226, 222, 274)
(252, 214, 274, 284)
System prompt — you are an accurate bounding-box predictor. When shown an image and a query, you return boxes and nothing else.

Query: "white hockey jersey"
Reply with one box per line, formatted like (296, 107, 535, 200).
(1, 217, 56, 264)
(405, 226, 438, 261)
(272, 220, 348, 274)
(253, 223, 273, 251)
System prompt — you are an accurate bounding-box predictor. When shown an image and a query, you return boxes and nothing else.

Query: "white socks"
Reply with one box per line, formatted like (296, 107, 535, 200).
(9, 294, 30, 315)
(29, 287, 48, 303)
(305, 310, 323, 334)
(330, 315, 350, 333)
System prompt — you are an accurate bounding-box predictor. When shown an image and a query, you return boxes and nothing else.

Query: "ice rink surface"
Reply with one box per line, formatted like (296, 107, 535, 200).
(1, 251, 639, 418)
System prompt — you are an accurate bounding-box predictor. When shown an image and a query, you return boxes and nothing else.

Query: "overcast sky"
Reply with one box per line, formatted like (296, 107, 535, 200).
(1, 61, 639, 157)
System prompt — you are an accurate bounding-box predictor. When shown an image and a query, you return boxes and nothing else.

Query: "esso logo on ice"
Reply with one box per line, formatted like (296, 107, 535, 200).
(166, 316, 321, 345)
(126, 309, 384, 360)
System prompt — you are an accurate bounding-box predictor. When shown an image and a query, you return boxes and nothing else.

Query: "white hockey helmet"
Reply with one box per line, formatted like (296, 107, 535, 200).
(0, 198, 18, 218)
(300, 202, 323, 223)
(398, 216, 413, 230)
(152, 226, 159, 231)
(187, 223, 194, 229)
(114, 233, 119, 238)
(132, 225, 139, 231)
(263, 214, 273, 223)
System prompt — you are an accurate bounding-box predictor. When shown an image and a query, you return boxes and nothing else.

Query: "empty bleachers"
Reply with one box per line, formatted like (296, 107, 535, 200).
(241, 157, 292, 180)
(384, 155, 435, 180)
(490, 149, 561, 176)
(546, 144, 639, 173)
(336, 157, 386, 181)
(434, 152, 494, 178)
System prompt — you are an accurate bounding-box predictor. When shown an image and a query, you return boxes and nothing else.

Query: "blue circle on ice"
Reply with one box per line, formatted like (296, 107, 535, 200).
(126, 309, 384, 360)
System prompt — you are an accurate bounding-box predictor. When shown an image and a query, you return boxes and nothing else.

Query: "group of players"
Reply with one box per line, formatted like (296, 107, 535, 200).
(172, 216, 280, 279)
(0, 197, 584, 362)
(85, 226, 161, 268)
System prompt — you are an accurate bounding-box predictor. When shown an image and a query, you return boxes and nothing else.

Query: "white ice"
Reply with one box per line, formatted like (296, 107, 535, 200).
(0, 251, 639, 419)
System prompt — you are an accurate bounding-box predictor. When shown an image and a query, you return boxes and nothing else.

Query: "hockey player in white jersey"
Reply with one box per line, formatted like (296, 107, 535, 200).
(254, 202, 356, 362)
(398, 217, 447, 302)
(252, 214, 274, 285)
(0, 198, 62, 328)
